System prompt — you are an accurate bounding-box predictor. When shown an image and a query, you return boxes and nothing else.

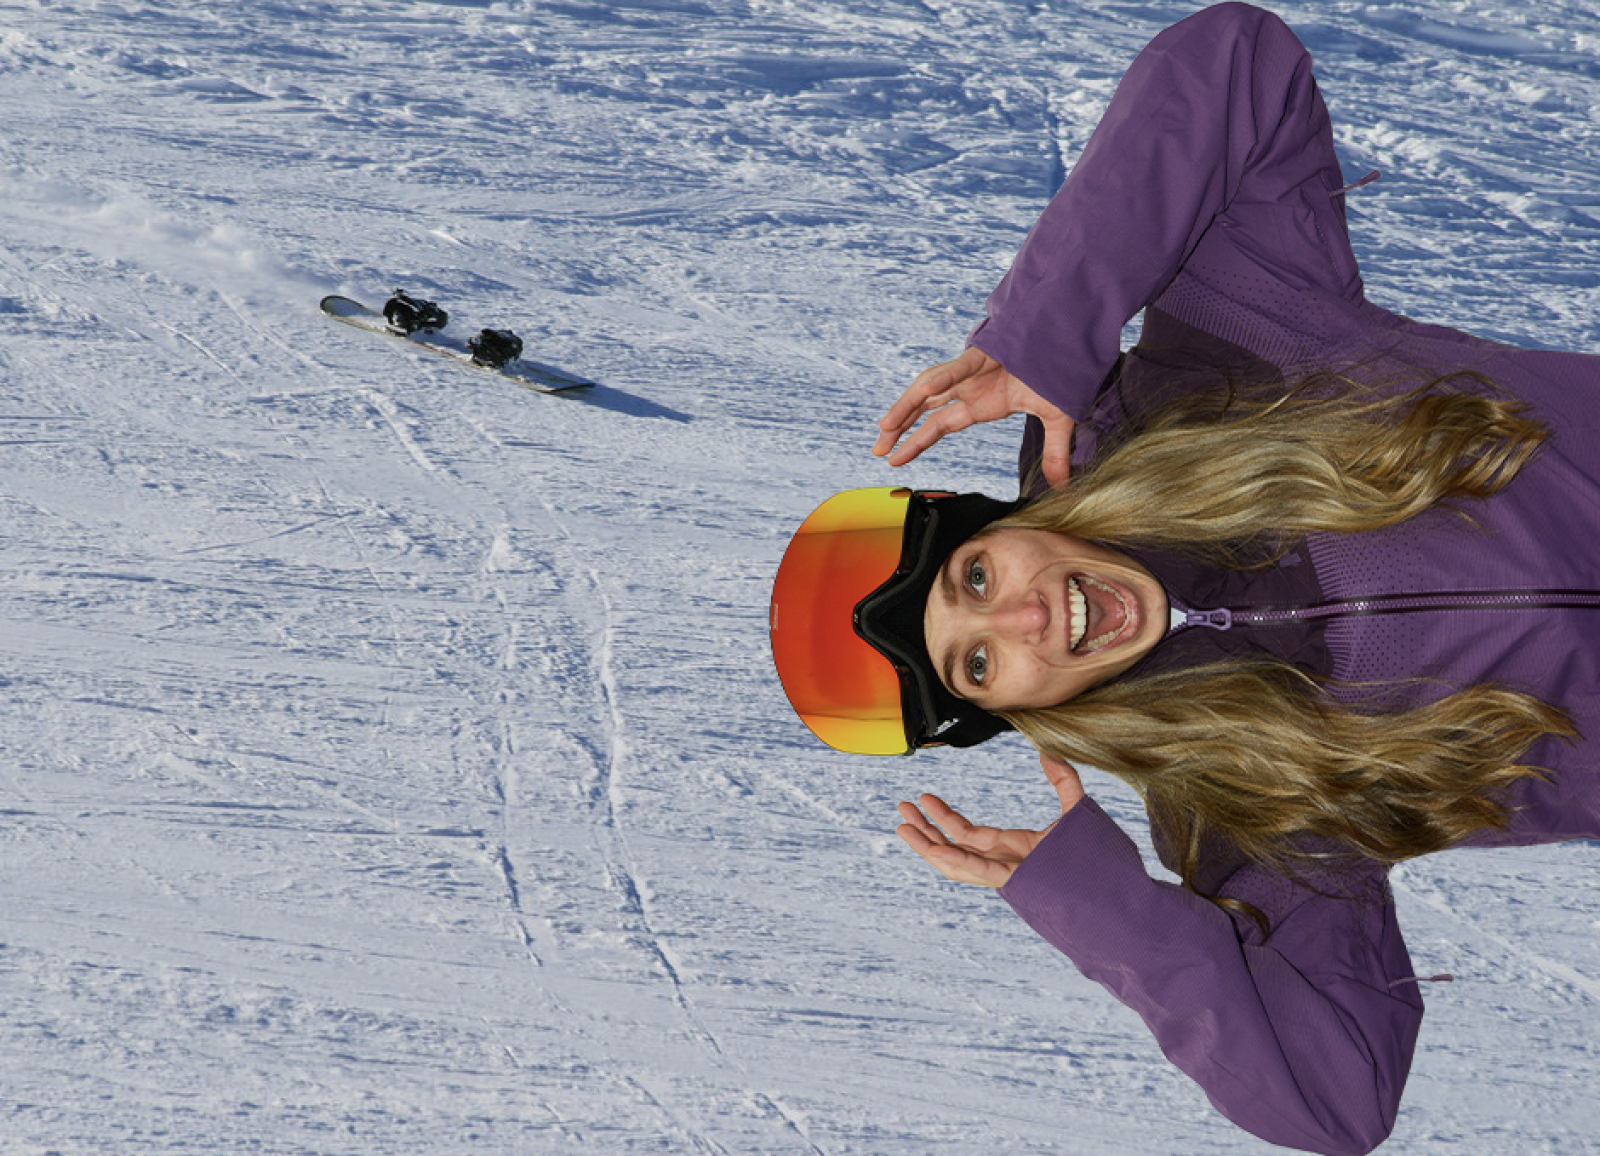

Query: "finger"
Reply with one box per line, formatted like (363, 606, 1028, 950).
(1038, 752, 1087, 812)
(878, 358, 963, 432)
(905, 347, 989, 402)
(871, 399, 932, 457)
(876, 348, 991, 439)
(896, 821, 978, 877)
(873, 378, 967, 458)
(1038, 752, 1078, 787)
(884, 401, 978, 467)
(895, 800, 952, 847)
(875, 382, 933, 439)
(897, 825, 1010, 886)
(896, 819, 938, 856)
(905, 798, 1004, 858)
(1037, 751, 1074, 776)
(872, 396, 944, 458)
(917, 793, 980, 842)
(1039, 418, 1075, 491)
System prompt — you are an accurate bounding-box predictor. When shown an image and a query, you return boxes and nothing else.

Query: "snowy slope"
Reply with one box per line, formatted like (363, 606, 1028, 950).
(1, 0, 1597, 1152)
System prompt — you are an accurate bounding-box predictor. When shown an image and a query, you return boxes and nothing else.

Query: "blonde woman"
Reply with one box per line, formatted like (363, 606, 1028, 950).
(770, 5, 1600, 1154)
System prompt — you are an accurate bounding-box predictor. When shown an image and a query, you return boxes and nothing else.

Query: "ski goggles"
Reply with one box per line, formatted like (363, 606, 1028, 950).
(769, 487, 1019, 756)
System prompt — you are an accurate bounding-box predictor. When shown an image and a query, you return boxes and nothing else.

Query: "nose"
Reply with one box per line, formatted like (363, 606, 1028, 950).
(987, 592, 1048, 642)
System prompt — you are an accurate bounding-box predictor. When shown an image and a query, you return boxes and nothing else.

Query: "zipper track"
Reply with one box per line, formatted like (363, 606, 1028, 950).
(1178, 589, 1600, 632)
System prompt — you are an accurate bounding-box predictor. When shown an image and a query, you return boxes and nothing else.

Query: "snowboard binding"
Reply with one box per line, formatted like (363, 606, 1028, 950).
(469, 327, 523, 369)
(383, 290, 450, 335)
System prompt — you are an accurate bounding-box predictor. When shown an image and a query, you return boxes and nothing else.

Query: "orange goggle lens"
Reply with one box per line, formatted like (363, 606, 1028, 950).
(770, 487, 914, 755)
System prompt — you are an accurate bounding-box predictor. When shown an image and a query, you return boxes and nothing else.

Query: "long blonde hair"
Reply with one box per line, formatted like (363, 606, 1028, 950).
(997, 372, 1575, 927)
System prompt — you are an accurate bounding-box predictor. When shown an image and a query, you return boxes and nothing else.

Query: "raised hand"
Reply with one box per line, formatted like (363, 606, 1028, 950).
(872, 347, 1076, 490)
(895, 754, 1086, 888)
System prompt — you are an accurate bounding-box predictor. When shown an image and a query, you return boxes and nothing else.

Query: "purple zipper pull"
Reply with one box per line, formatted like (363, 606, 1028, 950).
(1330, 169, 1381, 198)
(1166, 602, 1233, 634)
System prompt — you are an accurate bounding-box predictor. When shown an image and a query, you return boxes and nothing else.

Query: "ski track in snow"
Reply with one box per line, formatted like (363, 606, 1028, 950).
(2, 0, 1599, 1152)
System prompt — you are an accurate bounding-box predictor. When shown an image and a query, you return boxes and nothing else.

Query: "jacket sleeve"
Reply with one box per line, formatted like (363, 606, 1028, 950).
(998, 796, 1425, 1156)
(969, 2, 1359, 424)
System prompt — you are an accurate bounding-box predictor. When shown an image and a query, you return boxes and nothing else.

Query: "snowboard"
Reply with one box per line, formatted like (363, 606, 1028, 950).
(320, 295, 594, 393)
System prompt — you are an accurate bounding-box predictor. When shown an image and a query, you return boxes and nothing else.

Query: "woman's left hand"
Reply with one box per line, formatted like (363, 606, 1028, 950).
(895, 754, 1086, 888)
(872, 348, 1077, 491)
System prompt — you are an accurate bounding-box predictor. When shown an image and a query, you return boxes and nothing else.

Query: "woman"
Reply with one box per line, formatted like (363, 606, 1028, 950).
(769, 5, 1600, 1155)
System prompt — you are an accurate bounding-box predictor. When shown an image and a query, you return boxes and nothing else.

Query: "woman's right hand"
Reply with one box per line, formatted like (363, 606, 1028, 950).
(871, 346, 1076, 490)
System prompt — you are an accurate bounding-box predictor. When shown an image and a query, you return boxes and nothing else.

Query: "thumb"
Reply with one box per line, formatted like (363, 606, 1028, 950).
(1038, 411, 1076, 491)
(1039, 752, 1086, 813)
(1040, 437, 1071, 491)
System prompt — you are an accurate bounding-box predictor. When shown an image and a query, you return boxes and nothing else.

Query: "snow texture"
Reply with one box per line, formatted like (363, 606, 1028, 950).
(1, 0, 1597, 1153)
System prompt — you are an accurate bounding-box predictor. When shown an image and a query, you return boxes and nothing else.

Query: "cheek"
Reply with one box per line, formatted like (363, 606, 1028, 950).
(1002, 655, 1092, 710)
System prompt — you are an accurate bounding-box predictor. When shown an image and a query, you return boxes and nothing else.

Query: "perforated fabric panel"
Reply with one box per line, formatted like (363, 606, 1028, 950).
(1153, 265, 1333, 370)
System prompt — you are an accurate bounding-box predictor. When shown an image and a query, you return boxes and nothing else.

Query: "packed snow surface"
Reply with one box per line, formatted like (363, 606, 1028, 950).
(3, 0, 1599, 1152)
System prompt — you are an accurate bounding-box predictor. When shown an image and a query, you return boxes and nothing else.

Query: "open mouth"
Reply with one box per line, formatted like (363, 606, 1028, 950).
(1067, 574, 1137, 655)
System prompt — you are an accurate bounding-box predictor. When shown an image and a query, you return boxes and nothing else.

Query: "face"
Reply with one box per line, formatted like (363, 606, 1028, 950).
(923, 528, 1169, 711)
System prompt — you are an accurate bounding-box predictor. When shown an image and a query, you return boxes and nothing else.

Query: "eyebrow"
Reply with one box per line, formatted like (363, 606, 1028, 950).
(936, 555, 962, 694)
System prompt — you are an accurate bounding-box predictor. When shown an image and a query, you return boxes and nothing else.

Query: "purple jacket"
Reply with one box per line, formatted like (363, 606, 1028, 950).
(970, 5, 1600, 1153)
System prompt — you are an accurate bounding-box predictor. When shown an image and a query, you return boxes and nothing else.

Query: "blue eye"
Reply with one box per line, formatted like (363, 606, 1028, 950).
(966, 645, 989, 685)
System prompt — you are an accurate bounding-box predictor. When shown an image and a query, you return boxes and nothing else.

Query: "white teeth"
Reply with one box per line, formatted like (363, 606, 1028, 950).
(1072, 574, 1131, 654)
(1068, 577, 1087, 649)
